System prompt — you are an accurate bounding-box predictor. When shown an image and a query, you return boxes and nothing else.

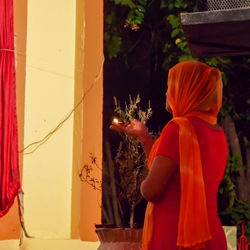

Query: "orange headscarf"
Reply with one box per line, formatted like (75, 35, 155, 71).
(142, 61, 223, 250)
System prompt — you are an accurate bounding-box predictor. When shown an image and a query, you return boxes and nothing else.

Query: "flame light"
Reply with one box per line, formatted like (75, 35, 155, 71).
(113, 118, 119, 124)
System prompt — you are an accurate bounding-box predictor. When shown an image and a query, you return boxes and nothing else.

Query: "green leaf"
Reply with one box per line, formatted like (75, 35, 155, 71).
(163, 43, 171, 53)
(135, 9, 144, 18)
(177, 40, 188, 51)
(167, 14, 180, 29)
(115, 0, 136, 8)
(168, 3, 175, 10)
(104, 32, 110, 40)
(171, 28, 181, 38)
(134, 19, 143, 24)
(105, 34, 122, 59)
(220, 104, 232, 117)
(221, 72, 228, 86)
(162, 54, 175, 71)
(105, 13, 114, 25)
(205, 57, 219, 67)
(138, 0, 147, 5)
(182, 2, 188, 8)
(219, 187, 224, 194)
(174, 0, 182, 8)
(178, 54, 196, 62)
(160, 1, 167, 8)
(137, 5, 146, 13)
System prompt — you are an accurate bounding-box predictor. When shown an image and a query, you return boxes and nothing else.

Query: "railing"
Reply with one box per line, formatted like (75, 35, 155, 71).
(238, 222, 250, 250)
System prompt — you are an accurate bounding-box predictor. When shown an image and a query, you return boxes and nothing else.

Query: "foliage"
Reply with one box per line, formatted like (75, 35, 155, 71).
(104, 0, 197, 67)
(113, 94, 152, 124)
(104, 0, 148, 59)
(113, 94, 152, 227)
(222, 200, 250, 238)
(218, 154, 250, 238)
(79, 153, 102, 191)
(218, 155, 244, 210)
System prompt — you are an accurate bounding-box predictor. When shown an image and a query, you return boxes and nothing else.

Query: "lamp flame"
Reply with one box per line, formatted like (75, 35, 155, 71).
(113, 118, 119, 124)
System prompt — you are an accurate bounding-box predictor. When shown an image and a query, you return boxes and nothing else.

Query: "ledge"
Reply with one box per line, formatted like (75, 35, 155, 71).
(0, 226, 237, 250)
(180, 7, 250, 57)
(0, 239, 100, 250)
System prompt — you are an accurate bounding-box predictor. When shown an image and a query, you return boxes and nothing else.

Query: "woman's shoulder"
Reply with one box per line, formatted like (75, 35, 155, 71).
(160, 121, 179, 140)
(162, 120, 179, 132)
(188, 117, 224, 133)
(157, 121, 179, 165)
(161, 118, 224, 137)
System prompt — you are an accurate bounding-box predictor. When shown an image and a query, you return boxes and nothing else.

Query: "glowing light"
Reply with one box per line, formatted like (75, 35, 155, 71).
(113, 118, 119, 124)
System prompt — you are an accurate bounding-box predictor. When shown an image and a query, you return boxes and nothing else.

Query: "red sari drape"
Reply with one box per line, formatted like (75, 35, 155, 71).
(0, 0, 21, 217)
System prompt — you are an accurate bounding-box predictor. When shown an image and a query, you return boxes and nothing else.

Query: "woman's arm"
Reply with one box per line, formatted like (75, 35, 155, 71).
(138, 132, 154, 157)
(140, 155, 177, 202)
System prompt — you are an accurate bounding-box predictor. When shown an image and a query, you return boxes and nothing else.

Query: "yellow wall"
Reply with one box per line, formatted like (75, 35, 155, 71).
(22, 0, 76, 238)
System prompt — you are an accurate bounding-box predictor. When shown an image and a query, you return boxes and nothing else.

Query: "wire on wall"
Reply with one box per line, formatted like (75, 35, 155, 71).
(19, 56, 105, 155)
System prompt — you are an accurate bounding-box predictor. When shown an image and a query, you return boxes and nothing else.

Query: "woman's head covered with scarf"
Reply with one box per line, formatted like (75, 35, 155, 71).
(167, 61, 223, 123)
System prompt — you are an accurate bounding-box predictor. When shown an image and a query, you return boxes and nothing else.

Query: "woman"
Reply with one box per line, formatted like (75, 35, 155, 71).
(110, 61, 227, 249)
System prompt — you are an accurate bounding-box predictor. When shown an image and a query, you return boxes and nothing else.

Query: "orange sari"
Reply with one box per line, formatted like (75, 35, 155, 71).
(142, 61, 223, 250)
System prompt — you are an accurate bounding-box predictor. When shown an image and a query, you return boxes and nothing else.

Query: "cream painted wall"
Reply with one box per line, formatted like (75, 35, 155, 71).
(22, 0, 76, 238)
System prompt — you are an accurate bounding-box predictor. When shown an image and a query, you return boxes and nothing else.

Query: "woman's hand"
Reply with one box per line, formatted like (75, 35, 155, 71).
(110, 119, 149, 141)
(110, 119, 154, 157)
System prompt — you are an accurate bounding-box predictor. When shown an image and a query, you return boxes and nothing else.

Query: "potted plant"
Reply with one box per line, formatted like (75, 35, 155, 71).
(95, 94, 153, 249)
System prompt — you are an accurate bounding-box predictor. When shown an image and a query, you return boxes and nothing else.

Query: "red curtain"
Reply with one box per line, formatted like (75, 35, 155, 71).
(0, 0, 21, 217)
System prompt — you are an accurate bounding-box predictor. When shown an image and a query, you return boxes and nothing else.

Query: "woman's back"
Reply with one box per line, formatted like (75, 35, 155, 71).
(150, 117, 228, 250)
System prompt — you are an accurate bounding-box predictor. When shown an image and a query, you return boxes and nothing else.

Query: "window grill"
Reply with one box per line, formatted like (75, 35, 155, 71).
(197, 0, 250, 11)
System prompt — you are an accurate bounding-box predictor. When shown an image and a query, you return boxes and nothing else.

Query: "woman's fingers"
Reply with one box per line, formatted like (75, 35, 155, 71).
(110, 119, 148, 139)
(109, 124, 119, 132)
(110, 123, 136, 136)
(110, 124, 125, 133)
(131, 119, 139, 126)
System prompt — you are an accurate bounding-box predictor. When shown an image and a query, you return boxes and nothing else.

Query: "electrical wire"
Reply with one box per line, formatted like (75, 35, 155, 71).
(19, 56, 104, 155)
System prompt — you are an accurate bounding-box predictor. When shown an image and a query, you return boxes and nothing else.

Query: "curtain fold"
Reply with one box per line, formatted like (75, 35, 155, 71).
(0, 0, 21, 217)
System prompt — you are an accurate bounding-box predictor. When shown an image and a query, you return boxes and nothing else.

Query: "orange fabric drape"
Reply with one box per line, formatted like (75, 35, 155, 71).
(142, 61, 223, 250)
